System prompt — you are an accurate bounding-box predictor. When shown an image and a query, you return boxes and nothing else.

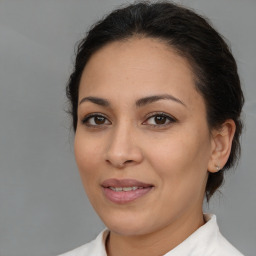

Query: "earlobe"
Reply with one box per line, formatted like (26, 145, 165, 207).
(208, 119, 236, 173)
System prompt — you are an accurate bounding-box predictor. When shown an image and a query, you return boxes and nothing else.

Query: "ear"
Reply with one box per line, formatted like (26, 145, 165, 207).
(208, 119, 236, 173)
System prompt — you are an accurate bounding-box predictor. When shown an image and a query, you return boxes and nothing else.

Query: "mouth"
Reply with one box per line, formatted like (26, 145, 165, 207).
(108, 186, 144, 191)
(101, 179, 154, 204)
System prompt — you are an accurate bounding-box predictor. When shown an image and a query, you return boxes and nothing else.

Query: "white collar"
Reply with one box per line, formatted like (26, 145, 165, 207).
(164, 213, 218, 255)
(64, 214, 243, 256)
(97, 214, 218, 255)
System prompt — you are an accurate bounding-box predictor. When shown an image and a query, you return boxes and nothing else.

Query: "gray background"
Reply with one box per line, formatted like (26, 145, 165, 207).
(0, 0, 255, 255)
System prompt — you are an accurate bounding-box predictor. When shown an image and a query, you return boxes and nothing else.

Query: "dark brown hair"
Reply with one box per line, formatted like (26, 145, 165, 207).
(66, 1, 244, 200)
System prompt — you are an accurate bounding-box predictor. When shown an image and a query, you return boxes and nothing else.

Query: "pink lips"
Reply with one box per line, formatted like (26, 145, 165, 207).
(101, 179, 153, 204)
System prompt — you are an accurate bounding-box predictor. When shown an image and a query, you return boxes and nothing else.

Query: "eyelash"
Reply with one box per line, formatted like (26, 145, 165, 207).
(81, 113, 110, 128)
(81, 112, 177, 128)
(143, 112, 177, 128)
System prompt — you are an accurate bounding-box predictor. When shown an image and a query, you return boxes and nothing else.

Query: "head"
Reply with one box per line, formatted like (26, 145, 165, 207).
(66, 1, 244, 235)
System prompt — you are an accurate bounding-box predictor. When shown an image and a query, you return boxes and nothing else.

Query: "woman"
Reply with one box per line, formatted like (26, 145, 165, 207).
(60, 1, 244, 255)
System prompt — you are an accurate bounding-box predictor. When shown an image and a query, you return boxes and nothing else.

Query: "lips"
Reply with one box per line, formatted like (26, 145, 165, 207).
(101, 179, 154, 204)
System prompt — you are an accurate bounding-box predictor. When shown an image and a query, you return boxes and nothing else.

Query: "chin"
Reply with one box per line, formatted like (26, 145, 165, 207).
(99, 211, 151, 236)
(108, 223, 148, 236)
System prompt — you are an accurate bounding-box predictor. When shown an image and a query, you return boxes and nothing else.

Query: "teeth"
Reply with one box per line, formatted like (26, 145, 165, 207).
(123, 187, 134, 191)
(109, 186, 139, 192)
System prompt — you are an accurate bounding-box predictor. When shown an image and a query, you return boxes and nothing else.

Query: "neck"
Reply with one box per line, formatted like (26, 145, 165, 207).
(106, 209, 205, 256)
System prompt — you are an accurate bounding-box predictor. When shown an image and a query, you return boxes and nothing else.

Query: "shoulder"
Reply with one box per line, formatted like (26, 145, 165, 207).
(213, 231, 244, 256)
(58, 230, 108, 256)
(202, 214, 244, 256)
(165, 214, 244, 256)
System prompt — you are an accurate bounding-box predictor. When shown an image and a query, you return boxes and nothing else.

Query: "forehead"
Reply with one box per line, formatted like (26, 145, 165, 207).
(79, 37, 202, 109)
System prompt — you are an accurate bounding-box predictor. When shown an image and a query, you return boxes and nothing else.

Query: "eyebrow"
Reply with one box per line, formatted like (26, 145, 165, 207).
(79, 94, 186, 108)
(135, 94, 186, 108)
(79, 96, 110, 107)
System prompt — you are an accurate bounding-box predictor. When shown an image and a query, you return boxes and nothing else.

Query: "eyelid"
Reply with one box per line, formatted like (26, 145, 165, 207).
(143, 112, 177, 126)
(144, 111, 177, 120)
(81, 111, 177, 128)
(81, 113, 111, 126)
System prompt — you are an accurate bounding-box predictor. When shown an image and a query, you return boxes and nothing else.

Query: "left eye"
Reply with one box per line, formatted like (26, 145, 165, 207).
(82, 114, 111, 126)
(143, 114, 176, 126)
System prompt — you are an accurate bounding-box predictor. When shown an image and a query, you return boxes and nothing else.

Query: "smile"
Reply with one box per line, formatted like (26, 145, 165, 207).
(109, 186, 143, 191)
(101, 179, 154, 204)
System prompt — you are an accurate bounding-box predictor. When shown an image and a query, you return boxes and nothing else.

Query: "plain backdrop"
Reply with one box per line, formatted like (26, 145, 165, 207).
(0, 0, 255, 255)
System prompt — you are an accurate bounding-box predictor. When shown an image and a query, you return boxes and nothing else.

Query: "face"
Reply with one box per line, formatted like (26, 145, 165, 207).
(74, 37, 215, 236)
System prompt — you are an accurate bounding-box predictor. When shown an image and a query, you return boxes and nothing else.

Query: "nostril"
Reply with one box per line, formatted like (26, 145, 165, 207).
(124, 160, 133, 164)
(105, 159, 134, 168)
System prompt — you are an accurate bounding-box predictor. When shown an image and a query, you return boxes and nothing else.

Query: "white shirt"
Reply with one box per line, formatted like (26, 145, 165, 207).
(59, 214, 244, 256)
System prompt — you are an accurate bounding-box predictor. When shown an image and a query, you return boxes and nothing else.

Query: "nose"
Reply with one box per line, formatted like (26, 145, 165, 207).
(104, 123, 143, 168)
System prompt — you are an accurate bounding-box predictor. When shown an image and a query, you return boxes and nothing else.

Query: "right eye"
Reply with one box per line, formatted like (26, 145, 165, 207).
(82, 114, 111, 127)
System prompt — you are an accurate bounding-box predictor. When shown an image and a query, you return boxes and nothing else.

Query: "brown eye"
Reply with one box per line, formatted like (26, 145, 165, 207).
(143, 113, 176, 127)
(94, 116, 105, 125)
(82, 114, 111, 127)
(154, 116, 167, 125)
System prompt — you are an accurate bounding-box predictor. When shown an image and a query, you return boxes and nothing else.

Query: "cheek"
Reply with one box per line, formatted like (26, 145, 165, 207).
(74, 132, 103, 183)
(144, 127, 211, 188)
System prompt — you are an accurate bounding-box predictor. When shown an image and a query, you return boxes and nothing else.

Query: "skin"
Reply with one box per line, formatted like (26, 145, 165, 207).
(74, 37, 235, 256)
